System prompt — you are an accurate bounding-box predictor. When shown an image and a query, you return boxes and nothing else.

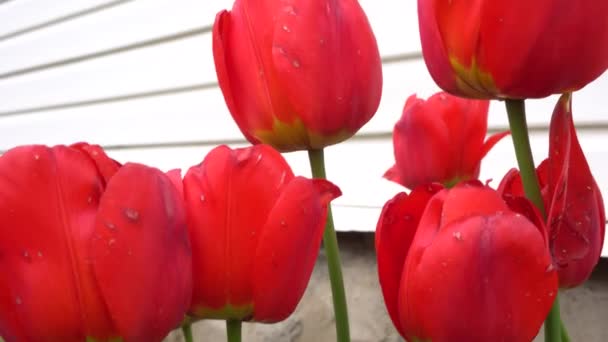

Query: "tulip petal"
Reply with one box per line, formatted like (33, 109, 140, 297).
(253, 178, 340, 322)
(271, 0, 382, 135)
(70, 143, 121, 185)
(401, 185, 557, 341)
(184, 145, 295, 318)
(91, 163, 192, 342)
(375, 184, 442, 337)
(547, 94, 605, 287)
(0, 145, 113, 341)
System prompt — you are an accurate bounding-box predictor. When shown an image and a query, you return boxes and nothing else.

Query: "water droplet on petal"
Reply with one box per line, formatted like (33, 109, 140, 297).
(87, 196, 93, 204)
(282, 25, 291, 33)
(108, 238, 116, 247)
(124, 208, 139, 222)
(22, 251, 32, 263)
(37, 251, 43, 258)
(33, 154, 40, 160)
(280, 220, 287, 228)
(292, 59, 301, 68)
(256, 153, 263, 164)
(200, 194, 206, 202)
(15, 296, 22, 305)
(104, 221, 116, 230)
(452, 231, 463, 241)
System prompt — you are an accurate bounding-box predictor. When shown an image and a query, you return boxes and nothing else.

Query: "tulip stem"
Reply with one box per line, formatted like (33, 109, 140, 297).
(182, 322, 193, 342)
(308, 148, 351, 342)
(505, 99, 566, 342)
(226, 320, 242, 342)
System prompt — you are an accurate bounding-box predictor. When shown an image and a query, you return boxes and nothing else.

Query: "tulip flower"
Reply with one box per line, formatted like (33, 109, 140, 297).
(0, 143, 192, 342)
(418, 0, 608, 99)
(384, 92, 508, 190)
(213, 0, 382, 152)
(376, 182, 557, 341)
(499, 94, 605, 288)
(183, 144, 340, 322)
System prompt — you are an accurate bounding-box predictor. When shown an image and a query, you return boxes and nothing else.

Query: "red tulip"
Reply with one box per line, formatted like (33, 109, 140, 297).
(418, 0, 608, 99)
(499, 94, 605, 288)
(0, 144, 192, 342)
(183, 144, 340, 322)
(377, 182, 557, 341)
(213, 0, 382, 152)
(384, 92, 508, 190)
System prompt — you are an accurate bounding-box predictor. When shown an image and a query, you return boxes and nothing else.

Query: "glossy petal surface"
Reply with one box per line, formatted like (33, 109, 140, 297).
(92, 163, 192, 342)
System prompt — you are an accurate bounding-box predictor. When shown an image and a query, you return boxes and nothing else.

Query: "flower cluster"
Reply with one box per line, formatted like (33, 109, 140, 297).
(0, 0, 606, 341)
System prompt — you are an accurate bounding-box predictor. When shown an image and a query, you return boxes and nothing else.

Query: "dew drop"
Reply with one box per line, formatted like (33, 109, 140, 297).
(124, 208, 140, 222)
(282, 25, 291, 33)
(546, 263, 556, 273)
(525, 291, 531, 297)
(279, 171, 286, 186)
(441, 261, 447, 268)
(15, 296, 22, 305)
(91, 150, 99, 156)
(200, 194, 206, 202)
(22, 250, 32, 263)
(108, 238, 116, 247)
(104, 221, 116, 230)
(319, 39, 325, 46)
(256, 153, 263, 164)
(403, 215, 412, 221)
(33, 154, 40, 160)
(283, 5, 297, 15)
(356, 49, 361, 56)
(548, 291, 555, 297)
(37, 251, 43, 258)
(280, 220, 287, 228)
(87, 196, 93, 204)
(292, 59, 301, 68)
(452, 231, 463, 241)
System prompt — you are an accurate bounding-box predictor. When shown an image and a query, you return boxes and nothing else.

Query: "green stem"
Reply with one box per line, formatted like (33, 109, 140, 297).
(560, 315, 571, 342)
(226, 320, 242, 342)
(308, 149, 351, 342)
(505, 99, 564, 342)
(182, 322, 193, 342)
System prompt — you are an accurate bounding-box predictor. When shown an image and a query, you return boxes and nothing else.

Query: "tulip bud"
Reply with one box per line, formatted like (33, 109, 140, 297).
(418, 0, 608, 99)
(377, 182, 557, 341)
(384, 92, 508, 190)
(499, 94, 605, 288)
(184, 144, 341, 322)
(213, 0, 382, 151)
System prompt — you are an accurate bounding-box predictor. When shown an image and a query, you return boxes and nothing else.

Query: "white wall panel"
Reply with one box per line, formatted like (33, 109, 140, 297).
(0, 0, 231, 75)
(0, 35, 212, 113)
(0, 0, 114, 36)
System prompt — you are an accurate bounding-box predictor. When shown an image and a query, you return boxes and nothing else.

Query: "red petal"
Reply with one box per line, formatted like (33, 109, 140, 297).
(91, 163, 192, 342)
(0, 145, 113, 341)
(376, 184, 442, 337)
(184, 145, 294, 318)
(70, 142, 121, 185)
(253, 178, 340, 322)
(547, 94, 605, 287)
(271, 0, 382, 136)
(403, 211, 557, 341)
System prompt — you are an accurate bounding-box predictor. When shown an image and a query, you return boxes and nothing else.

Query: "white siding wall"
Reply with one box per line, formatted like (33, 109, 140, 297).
(0, 0, 606, 256)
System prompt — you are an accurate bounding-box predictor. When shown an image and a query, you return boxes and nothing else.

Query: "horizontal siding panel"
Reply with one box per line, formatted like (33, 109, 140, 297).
(0, 35, 213, 113)
(0, 0, 230, 75)
(0, 0, 419, 78)
(0, 0, 115, 36)
(1, 57, 607, 149)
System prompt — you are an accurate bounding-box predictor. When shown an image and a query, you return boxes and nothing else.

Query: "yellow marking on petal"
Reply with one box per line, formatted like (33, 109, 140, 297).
(449, 56, 502, 99)
(192, 303, 254, 320)
(254, 117, 353, 152)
